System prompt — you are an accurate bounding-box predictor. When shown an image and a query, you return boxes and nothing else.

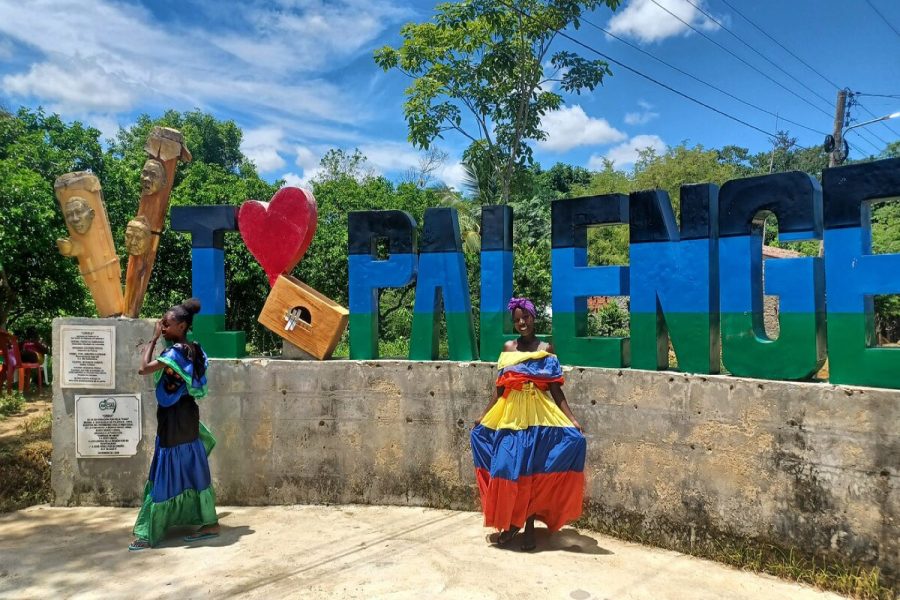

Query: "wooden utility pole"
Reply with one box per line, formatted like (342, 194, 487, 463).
(829, 89, 848, 167)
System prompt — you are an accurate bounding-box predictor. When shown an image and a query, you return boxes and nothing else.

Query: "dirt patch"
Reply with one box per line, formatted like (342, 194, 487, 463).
(0, 393, 52, 513)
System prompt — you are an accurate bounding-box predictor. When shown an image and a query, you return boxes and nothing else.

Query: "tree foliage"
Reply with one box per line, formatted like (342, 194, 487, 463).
(375, 0, 620, 203)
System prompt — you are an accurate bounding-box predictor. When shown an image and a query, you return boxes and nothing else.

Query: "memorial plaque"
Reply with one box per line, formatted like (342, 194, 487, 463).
(61, 325, 115, 389)
(76, 394, 141, 458)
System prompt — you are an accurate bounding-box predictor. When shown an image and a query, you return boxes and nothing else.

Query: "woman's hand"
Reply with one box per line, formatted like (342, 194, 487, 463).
(571, 420, 584, 433)
(152, 319, 163, 340)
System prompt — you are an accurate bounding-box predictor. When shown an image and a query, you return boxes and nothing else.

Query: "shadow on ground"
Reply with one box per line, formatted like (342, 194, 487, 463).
(492, 526, 615, 555)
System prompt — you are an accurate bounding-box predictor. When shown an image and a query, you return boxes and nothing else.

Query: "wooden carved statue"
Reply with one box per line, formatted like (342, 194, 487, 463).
(55, 172, 125, 317)
(123, 127, 192, 317)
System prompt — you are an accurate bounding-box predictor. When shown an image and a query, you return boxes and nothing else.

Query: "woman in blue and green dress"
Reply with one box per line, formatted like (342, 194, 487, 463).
(129, 298, 219, 551)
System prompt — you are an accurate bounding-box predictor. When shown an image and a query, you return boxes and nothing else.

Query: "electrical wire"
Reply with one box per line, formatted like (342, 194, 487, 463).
(864, 0, 900, 41)
(577, 15, 830, 136)
(716, 0, 842, 91)
(682, 0, 837, 111)
(853, 97, 900, 140)
(646, 0, 833, 120)
(493, 0, 781, 139)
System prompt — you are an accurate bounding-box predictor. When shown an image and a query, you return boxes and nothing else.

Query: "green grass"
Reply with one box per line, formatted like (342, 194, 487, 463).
(576, 505, 896, 599)
(0, 391, 25, 418)
(0, 408, 52, 513)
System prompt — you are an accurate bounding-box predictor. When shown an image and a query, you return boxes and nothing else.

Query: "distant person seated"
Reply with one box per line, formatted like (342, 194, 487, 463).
(19, 329, 49, 364)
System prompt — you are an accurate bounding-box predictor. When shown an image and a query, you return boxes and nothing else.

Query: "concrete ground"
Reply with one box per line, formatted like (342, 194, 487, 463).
(0, 505, 843, 600)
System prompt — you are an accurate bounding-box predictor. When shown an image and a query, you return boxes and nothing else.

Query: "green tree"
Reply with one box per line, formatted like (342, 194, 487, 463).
(0, 108, 104, 337)
(104, 110, 281, 353)
(375, 0, 620, 203)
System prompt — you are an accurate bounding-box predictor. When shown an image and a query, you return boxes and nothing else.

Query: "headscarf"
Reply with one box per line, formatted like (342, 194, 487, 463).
(507, 297, 536, 318)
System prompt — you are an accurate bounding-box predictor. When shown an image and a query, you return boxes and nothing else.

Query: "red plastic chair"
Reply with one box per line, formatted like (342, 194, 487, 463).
(8, 336, 42, 393)
(0, 331, 14, 393)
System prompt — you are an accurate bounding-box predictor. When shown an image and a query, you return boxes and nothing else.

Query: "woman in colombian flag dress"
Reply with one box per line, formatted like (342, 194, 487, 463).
(471, 297, 586, 551)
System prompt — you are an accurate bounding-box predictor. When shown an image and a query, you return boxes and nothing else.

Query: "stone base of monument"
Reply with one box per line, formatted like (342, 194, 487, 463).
(282, 340, 317, 360)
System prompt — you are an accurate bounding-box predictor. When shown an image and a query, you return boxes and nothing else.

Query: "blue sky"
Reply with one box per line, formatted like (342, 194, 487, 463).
(0, 0, 898, 189)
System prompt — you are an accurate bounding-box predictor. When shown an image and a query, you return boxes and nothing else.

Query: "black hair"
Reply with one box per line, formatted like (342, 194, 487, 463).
(168, 298, 205, 379)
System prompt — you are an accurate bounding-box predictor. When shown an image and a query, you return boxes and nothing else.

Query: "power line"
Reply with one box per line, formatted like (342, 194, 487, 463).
(864, 0, 900, 41)
(855, 93, 900, 100)
(647, 0, 833, 119)
(853, 96, 900, 140)
(493, 0, 781, 139)
(682, 0, 836, 110)
(577, 15, 829, 136)
(716, 0, 842, 91)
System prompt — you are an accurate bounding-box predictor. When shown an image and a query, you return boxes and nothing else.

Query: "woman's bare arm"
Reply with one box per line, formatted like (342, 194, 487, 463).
(549, 383, 583, 432)
(138, 320, 166, 376)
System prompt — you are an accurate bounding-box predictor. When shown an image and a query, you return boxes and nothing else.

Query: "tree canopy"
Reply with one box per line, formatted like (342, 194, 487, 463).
(375, 0, 620, 203)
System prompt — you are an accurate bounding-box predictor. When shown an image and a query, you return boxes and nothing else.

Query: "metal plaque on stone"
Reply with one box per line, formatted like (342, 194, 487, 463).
(75, 394, 141, 458)
(61, 325, 116, 389)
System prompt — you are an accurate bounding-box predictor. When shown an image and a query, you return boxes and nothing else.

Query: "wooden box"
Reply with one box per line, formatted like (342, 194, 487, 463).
(258, 275, 349, 360)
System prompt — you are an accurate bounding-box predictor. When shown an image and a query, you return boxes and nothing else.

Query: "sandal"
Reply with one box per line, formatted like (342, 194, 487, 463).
(486, 528, 519, 547)
(128, 539, 151, 552)
(184, 530, 219, 542)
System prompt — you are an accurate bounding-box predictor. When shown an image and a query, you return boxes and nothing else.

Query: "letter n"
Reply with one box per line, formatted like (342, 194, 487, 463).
(629, 185, 719, 373)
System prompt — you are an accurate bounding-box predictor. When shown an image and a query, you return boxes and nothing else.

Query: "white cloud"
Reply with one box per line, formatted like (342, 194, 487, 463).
(295, 145, 320, 172)
(624, 100, 659, 125)
(0, 0, 406, 130)
(4, 59, 137, 112)
(241, 126, 289, 172)
(217, 1, 410, 74)
(589, 134, 666, 169)
(0, 37, 13, 60)
(279, 171, 316, 193)
(606, 0, 721, 43)
(538, 105, 627, 152)
(292, 145, 324, 186)
(437, 162, 467, 190)
(358, 142, 422, 173)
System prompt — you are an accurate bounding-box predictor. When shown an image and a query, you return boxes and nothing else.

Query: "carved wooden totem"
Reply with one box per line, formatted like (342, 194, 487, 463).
(123, 127, 192, 317)
(55, 172, 125, 317)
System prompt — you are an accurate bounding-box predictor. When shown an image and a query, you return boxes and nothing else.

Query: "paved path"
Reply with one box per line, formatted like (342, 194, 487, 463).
(0, 505, 842, 599)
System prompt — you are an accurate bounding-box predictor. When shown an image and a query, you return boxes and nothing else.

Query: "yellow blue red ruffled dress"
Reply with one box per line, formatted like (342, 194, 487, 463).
(470, 350, 586, 532)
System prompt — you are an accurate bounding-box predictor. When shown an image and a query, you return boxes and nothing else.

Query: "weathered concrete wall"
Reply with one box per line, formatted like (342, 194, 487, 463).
(52, 318, 898, 581)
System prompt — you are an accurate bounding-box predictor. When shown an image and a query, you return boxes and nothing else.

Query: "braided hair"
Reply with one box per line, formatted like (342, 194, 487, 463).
(168, 297, 206, 379)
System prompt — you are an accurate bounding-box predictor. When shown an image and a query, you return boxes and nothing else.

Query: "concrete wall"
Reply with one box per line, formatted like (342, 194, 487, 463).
(52, 318, 898, 581)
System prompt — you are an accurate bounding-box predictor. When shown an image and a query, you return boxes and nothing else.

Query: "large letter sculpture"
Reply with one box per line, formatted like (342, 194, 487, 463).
(123, 127, 192, 317)
(409, 208, 478, 361)
(823, 158, 900, 389)
(719, 172, 825, 379)
(629, 185, 720, 373)
(55, 172, 124, 317)
(551, 195, 630, 367)
(170, 205, 246, 358)
(348, 210, 417, 359)
(479, 205, 548, 362)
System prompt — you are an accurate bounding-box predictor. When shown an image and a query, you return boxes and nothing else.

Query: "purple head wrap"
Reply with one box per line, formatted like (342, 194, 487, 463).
(507, 297, 536, 318)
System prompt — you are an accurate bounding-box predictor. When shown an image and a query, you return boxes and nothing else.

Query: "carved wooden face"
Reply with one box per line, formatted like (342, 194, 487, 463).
(125, 218, 151, 255)
(64, 197, 95, 234)
(140, 160, 167, 196)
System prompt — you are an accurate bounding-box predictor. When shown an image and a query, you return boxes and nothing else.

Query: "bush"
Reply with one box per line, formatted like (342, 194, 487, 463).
(0, 392, 25, 418)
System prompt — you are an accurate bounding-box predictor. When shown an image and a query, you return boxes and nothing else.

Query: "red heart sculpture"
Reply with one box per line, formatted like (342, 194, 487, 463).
(238, 187, 318, 286)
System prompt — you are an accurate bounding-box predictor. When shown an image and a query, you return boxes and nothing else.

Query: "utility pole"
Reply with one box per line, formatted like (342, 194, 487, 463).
(768, 113, 779, 173)
(829, 89, 848, 167)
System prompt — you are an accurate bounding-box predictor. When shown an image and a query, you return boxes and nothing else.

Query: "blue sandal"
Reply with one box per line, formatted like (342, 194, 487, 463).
(128, 539, 151, 551)
(184, 531, 219, 542)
